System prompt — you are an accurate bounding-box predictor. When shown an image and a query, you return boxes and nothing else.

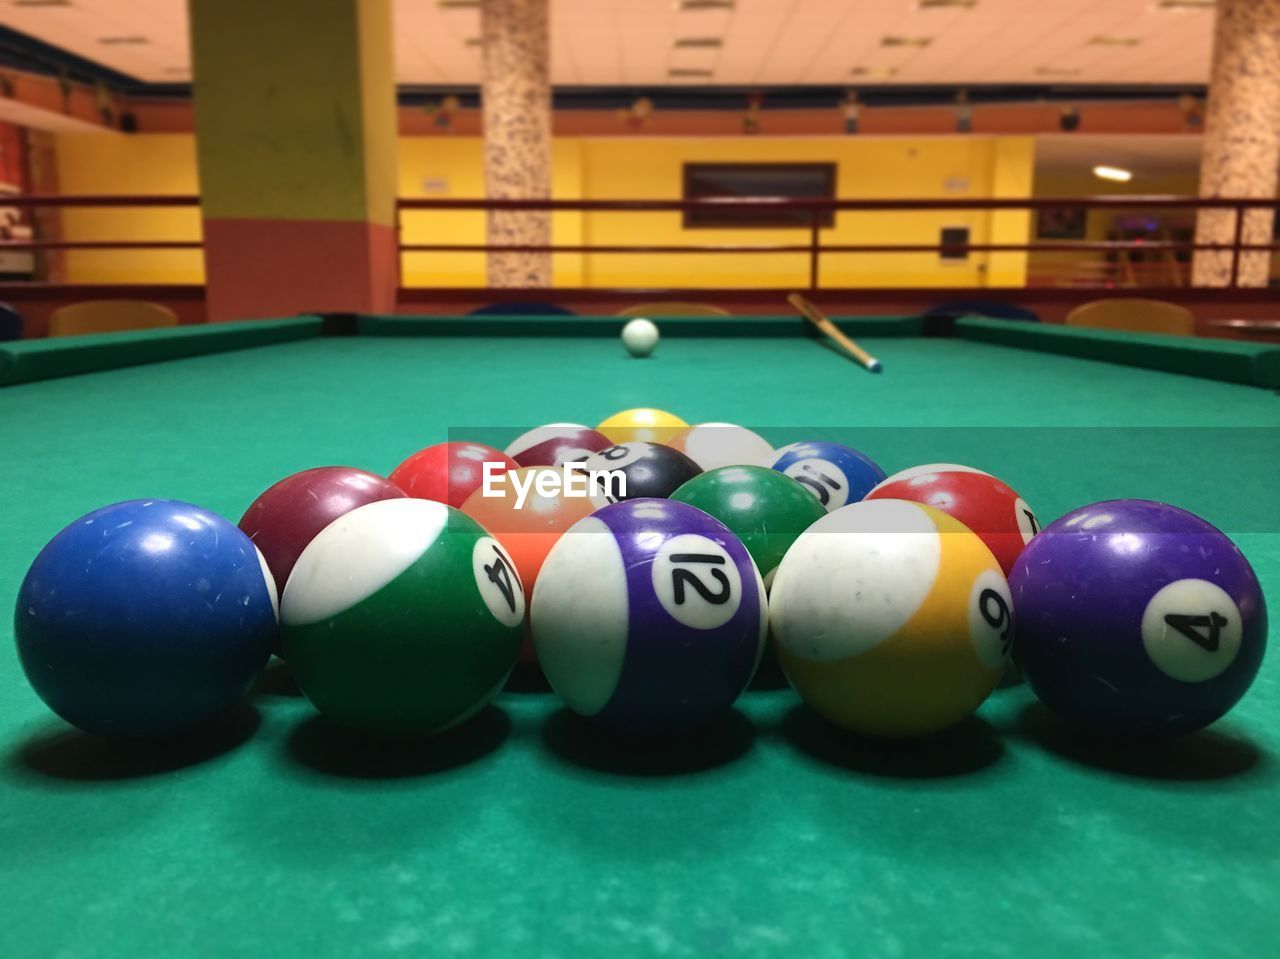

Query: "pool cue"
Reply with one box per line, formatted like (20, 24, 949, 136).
(787, 293, 883, 373)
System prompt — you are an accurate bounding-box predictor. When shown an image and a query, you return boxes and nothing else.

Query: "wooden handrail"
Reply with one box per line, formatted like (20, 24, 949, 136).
(5, 194, 1279, 212)
(3, 193, 1276, 291)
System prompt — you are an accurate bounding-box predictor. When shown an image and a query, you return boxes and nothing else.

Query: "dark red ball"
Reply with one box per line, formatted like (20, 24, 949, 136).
(239, 466, 406, 598)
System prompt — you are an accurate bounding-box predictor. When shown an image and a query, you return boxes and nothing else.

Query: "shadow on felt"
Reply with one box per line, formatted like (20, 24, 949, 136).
(540, 707, 755, 777)
(780, 704, 1005, 779)
(504, 659, 553, 694)
(747, 643, 791, 691)
(251, 658, 302, 698)
(1015, 702, 1265, 782)
(11, 702, 262, 781)
(284, 704, 511, 779)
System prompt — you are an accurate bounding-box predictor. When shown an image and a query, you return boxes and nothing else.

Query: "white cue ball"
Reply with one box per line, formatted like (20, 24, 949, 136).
(621, 318, 659, 358)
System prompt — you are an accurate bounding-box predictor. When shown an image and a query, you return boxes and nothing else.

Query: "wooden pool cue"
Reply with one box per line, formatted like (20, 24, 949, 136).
(788, 293, 883, 373)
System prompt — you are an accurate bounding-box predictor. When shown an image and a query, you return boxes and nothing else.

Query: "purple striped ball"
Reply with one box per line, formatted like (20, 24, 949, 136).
(531, 498, 766, 734)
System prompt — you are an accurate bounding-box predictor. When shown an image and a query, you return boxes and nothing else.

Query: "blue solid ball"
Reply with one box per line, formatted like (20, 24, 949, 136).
(764, 441, 886, 512)
(15, 499, 278, 736)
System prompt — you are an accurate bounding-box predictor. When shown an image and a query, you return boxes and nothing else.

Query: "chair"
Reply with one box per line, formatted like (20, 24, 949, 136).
(1064, 298, 1195, 337)
(0, 302, 22, 341)
(617, 302, 730, 318)
(47, 300, 180, 338)
(467, 302, 575, 317)
(923, 300, 1040, 323)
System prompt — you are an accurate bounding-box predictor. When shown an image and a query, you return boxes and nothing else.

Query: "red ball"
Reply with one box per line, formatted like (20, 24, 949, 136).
(503, 423, 613, 468)
(239, 466, 406, 604)
(866, 463, 1040, 575)
(390, 442, 518, 508)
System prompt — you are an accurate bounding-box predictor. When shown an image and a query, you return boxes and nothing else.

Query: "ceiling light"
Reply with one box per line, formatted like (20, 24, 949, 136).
(677, 0, 734, 8)
(97, 36, 150, 45)
(436, 1, 479, 7)
(669, 68, 714, 78)
(1089, 35, 1141, 46)
(917, 0, 976, 8)
(1093, 165, 1133, 182)
(674, 37, 723, 48)
(1156, 0, 1213, 9)
(12, 0, 74, 7)
(881, 36, 933, 48)
(850, 66, 899, 78)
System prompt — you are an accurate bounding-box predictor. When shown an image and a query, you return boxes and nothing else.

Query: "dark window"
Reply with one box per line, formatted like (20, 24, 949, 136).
(939, 226, 971, 261)
(683, 163, 836, 229)
(1036, 206, 1087, 240)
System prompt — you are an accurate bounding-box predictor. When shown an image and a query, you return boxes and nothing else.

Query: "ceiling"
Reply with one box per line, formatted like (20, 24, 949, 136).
(2, 0, 1216, 87)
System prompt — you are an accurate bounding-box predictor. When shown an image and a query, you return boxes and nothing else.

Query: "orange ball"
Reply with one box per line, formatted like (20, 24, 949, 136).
(461, 467, 606, 660)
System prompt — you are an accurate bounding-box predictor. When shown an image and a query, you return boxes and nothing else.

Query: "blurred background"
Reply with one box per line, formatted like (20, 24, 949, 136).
(0, 0, 1275, 334)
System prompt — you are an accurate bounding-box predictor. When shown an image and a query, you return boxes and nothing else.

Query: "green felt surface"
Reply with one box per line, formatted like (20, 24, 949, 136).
(958, 316, 1280, 388)
(1, 332, 1277, 959)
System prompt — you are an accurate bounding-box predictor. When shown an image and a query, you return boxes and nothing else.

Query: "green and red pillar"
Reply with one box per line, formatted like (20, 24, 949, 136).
(189, 0, 398, 320)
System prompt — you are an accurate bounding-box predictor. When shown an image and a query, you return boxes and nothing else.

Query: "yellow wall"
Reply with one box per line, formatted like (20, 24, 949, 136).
(396, 135, 1036, 287)
(55, 132, 1036, 288)
(55, 133, 203, 284)
(987, 137, 1036, 287)
(575, 136, 1033, 289)
(396, 137, 586, 287)
(189, 0, 396, 225)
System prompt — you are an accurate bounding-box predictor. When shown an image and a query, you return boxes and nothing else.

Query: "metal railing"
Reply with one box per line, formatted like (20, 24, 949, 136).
(396, 196, 1280, 289)
(3, 194, 1278, 289)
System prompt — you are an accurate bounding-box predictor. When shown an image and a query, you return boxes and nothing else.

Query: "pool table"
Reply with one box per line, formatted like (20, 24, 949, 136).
(1, 314, 1278, 959)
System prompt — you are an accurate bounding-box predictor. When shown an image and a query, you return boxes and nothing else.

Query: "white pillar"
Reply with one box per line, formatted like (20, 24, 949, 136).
(481, 0, 552, 287)
(1192, 0, 1280, 287)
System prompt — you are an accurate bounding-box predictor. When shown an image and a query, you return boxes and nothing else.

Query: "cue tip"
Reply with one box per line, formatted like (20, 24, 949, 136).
(788, 292, 881, 375)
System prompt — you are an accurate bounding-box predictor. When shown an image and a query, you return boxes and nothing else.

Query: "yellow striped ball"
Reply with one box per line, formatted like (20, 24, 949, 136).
(771, 498, 1011, 738)
(596, 408, 688, 445)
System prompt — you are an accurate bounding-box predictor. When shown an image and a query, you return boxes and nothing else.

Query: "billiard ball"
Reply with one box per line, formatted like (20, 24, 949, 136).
(390, 441, 518, 508)
(580, 441, 701, 501)
(764, 441, 885, 512)
(667, 423, 774, 471)
(670, 465, 825, 589)
(531, 499, 766, 734)
(15, 499, 277, 737)
(239, 466, 407, 600)
(281, 499, 523, 737)
(461, 466, 608, 660)
(1010, 499, 1267, 738)
(770, 499, 1011, 737)
(596, 407, 688, 444)
(621, 318, 659, 357)
(866, 463, 1039, 576)
(503, 423, 613, 468)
